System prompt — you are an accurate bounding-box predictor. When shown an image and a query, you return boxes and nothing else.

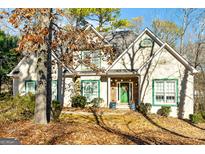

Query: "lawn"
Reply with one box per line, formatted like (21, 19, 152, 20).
(0, 108, 205, 145)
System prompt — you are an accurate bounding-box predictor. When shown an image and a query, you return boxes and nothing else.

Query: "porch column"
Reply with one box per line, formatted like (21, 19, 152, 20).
(138, 75, 141, 104)
(107, 77, 111, 107)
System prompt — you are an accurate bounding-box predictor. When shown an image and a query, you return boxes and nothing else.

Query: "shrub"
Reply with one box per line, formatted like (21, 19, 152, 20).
(12, 93, 35, 119)
(189, 113, 204, 124)
(157, 106, 171, 117)
(137, 103, 152, 115)
(90, 98, 103, 108)
(51, 100, 62, 121)
(199, 111, 205, 120)
(0, 93, 35, 123)
(0, 92, 12, 101)
(71, 95, 87, 108)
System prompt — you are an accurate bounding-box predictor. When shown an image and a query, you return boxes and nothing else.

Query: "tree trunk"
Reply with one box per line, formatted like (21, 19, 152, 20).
(57, 63, 63, 105)
(35, 51, 48, 124)
(46, 8, 53, 123)
(34, 8, 53, 124)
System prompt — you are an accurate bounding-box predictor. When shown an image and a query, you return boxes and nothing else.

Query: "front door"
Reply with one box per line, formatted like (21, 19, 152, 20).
(120, 83, 130, 103)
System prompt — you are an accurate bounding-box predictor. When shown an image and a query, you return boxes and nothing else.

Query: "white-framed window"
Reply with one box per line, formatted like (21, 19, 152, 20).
(81, 51, 101, 71)
(25, 80, 36, 94)
(153, 79, 178, 106)
(81, 80, 100, 102)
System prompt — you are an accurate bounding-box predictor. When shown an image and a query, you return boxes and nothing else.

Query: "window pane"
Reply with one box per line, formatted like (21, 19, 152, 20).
(82, 80, 99, 102)
(166, 96, 175, 103)
(26, 81, 35, 94)
(81, 51, 91, 71)
(166, 81, 175, 93)
(154, 80, 177, 105)
(155, 81, 164, 92)
(92, 58, 100, 67)
(165, 81, 176, 103)
(155, 81, 165, 103)
(156, 95, 164, 102)
(81, 51, 101, 70)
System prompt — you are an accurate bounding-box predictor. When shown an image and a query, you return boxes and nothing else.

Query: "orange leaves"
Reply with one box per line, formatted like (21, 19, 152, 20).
(8, 13, 19, 27)
(24, 13, 32, 19)
(23, 34, 44, 44)
(6, 8, 114, 71)
(51, 41, 58, 49)
(56, 9, 64, 16)
(40, 28, 49, 36)
(0, 11, 8, 19)
(0, 11, 8, 15)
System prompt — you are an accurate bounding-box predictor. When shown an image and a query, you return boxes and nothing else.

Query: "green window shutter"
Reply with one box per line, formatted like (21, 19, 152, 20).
(81, 80, 100, 102)
(25, 80, 36, 94)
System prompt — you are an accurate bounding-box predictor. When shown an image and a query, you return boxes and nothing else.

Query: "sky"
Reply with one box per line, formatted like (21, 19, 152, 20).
(119, 8, 205, 44)
(120, 8, 181, 29)
(1, 8, 204, 42)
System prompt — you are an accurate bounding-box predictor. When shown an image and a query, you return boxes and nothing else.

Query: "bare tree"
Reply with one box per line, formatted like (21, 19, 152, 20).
(178, 9, 196, 54)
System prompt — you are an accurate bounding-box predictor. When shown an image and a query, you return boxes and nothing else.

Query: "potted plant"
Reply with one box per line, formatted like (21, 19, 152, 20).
(129, 100, 136, 110)
(109, 99, 117, 109)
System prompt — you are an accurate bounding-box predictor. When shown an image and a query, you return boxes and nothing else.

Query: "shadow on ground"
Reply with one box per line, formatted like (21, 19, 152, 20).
(140, 113, 205, 142)
(90, 108, 171, 144)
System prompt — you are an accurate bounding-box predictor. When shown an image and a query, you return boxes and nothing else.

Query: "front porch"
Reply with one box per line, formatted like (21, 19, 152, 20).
(107, 76, 139, 109)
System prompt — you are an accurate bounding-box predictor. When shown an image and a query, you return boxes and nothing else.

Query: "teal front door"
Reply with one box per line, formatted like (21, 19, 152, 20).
(120, 83, 129, 103)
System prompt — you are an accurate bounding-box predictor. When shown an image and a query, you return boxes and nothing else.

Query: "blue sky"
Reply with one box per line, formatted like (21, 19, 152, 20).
(118, 8, 205, 45)
(120, 8, 181, 29)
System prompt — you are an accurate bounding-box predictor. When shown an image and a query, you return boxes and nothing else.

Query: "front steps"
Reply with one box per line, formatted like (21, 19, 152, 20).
(116, 103, 130, 109)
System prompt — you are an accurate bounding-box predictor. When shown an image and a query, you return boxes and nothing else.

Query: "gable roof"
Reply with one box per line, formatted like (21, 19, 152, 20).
(106, 28, 198, 74)
(9, 26, 198, 77)
(84, 24, 111, 45)
(7, 52, 73, 77)
(7, 56, 27, 77)
(8, 24, 109, 77)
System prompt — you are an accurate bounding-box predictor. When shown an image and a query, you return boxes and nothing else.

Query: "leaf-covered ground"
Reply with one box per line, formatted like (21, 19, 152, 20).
(1, 108, 205, 145)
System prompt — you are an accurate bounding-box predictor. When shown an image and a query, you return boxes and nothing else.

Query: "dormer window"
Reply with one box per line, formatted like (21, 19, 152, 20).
(81, 51, 101, 71)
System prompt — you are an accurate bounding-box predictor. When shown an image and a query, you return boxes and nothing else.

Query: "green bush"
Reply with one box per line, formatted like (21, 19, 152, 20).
(0, 92, 12, 101)
(189, 113, 204, 124)
(51, 100, 62, 121)
(71, 95, 87, 108)
(90, 98, 103, 108)
(157, 106, 171, 117)
(137, 103, 152, 115)
(0, 93, 35, 123)
(200, 111, 205, 120)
